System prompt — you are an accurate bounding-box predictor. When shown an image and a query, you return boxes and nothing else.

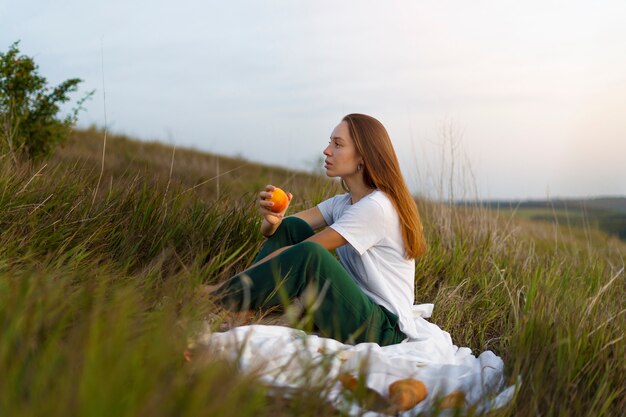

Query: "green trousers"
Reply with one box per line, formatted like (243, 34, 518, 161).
(215, 217, 406, 346)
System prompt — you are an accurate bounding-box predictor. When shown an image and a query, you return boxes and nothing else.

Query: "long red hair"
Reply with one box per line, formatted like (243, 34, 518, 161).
(342, 114, 427, 259)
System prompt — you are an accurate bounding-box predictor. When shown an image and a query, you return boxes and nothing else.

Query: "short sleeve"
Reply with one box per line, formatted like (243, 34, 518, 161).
(317, 195, 341, 226)
(330, 197, 386, 255)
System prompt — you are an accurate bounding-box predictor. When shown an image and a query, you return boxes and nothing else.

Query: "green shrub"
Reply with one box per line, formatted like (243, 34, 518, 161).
(0, 41, 93, 163)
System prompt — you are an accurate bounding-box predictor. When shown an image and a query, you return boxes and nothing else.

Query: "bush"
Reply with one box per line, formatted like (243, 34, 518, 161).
(0, 41, 93, 163)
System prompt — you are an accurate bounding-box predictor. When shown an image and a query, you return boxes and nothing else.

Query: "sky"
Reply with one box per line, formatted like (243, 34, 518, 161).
(2, 0, 625, 201)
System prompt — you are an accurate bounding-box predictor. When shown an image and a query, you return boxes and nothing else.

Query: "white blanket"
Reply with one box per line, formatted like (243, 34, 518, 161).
(194, 304, 518, 416)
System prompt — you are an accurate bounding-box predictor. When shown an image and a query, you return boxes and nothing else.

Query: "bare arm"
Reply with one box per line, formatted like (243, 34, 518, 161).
(289, 206, 328, 230)
(247, 225, 347, 271)
(255, 185, 338, 267)
(259, 182, 328, 237)
(259, 185, 293, 237)
(262, 206, 328, 237)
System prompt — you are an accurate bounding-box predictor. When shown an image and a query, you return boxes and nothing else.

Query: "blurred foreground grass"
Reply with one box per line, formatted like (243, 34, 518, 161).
(1, 128, 624, 416)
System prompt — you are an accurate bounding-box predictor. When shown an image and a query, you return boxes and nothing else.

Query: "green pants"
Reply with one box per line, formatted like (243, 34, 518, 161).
(215, 217, 406, 346)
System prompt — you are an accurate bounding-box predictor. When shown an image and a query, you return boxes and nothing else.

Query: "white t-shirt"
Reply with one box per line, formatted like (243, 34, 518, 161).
(317, 190, 419, 340)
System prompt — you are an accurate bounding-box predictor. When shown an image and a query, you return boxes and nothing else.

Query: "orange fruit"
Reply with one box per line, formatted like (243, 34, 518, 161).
(265, 187, 289, 213)
(338, 372, 358, 391)
(388, 379, 428, 411)
(440, 390, 465, 409)
(339, 373, 392, 413)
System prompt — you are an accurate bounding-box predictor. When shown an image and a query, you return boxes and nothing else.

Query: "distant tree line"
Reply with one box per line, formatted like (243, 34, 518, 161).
(457, 198, 626, 241)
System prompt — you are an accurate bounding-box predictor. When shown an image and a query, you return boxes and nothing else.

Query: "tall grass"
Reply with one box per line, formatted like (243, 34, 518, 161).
(413, 124, 625, 416)
(0, 129, 624, 416)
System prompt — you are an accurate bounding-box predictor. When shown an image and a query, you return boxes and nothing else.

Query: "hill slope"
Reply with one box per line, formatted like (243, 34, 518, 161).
(0, 128, 624, 417)
(57, 127, 342, 204)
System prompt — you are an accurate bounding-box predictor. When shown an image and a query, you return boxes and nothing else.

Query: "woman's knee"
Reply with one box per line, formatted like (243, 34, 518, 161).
(295, 241, 333, 261)
(276, 216, 314, 240)
(280, 216, 312, 231)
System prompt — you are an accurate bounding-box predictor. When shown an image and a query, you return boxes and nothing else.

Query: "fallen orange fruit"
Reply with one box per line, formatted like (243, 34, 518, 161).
(440, 390, 465, 409)
(339, 373, 391, 413)
(388, 379, 428, 411)
(265, 187, 289, 213)
(338, 372, 358, 391)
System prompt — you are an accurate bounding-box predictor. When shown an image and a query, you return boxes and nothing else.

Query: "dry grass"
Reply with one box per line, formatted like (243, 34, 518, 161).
(0, 127, 623, 416)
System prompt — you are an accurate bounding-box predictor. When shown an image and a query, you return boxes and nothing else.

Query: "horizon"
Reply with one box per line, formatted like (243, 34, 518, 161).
(78, 125, 625, 203)
(3, 1, 626, 201)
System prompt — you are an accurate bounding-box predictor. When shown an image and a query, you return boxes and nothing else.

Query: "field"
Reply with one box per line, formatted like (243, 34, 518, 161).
(475, 200, 626, 242)
(1, 128, 625, 416)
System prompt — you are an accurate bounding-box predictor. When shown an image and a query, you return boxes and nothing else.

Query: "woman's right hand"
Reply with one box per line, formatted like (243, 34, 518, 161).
(258, 184, 293, 225)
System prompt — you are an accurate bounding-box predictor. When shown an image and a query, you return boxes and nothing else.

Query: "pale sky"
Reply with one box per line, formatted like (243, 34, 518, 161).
(2, 0, 625, 201)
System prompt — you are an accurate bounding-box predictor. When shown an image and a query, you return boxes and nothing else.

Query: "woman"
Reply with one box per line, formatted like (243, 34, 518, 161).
(210, 113, 427, 346)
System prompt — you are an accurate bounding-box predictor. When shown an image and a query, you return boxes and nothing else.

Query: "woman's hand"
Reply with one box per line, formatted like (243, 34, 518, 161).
(258, 184, 293, 225)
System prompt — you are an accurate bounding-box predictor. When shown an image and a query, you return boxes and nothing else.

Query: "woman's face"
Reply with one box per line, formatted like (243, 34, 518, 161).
(323, 121, 362, 178)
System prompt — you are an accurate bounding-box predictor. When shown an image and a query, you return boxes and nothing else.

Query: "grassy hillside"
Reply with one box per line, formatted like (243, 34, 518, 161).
(1, 128, 624, 416)
(57, 127, 339, 204)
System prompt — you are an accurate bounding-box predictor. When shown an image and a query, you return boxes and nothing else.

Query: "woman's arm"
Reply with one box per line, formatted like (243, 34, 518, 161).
(304, 226, 346, 250)
(250, 226, 347, 269)
(259, 185, 292, 237)
(290, 206, 328, 230)
(259, 192, 328, 237)
(260, 217, 282, 237)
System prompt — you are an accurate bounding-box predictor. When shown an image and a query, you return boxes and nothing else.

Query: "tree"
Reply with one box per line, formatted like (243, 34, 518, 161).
(0, 41, 93, 163)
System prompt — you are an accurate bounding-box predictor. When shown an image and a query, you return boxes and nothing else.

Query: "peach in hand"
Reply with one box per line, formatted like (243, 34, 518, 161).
(264, 187, 289, 213)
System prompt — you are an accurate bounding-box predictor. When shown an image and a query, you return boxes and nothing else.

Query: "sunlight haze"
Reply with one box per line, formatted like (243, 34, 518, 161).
(2, 0, 625, 200)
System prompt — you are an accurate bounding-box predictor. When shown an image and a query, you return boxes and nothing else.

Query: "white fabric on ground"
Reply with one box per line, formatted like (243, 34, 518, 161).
(195, 304, 519, 416)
